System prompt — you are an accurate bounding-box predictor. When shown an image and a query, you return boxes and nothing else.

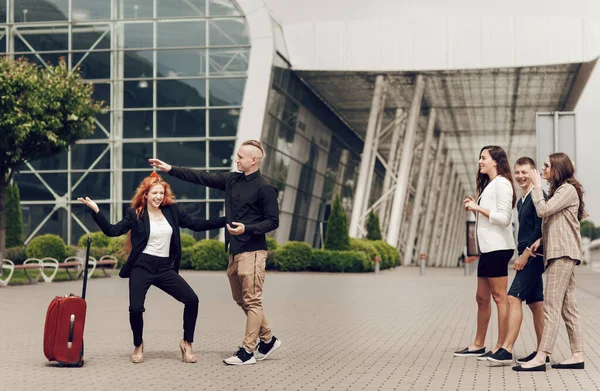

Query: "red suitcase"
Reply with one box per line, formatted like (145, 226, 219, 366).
(43, 236, 92, 367)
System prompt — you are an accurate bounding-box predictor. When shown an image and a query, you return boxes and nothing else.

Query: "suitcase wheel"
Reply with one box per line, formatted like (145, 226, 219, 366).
(75, 360, 84, 367)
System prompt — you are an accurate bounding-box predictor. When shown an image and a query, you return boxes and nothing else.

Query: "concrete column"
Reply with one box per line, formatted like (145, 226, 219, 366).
(350, 75, 387, 238)
(402, 109, 437, 265)
(449, 192, 466, 267)
(416, 132, 445, 264)
(444, 190, 464, 267)
(380, 109, 404, 223)
(435, 173, 459, 267)
(386, 75, 425, 247)
(426, 154, 453, 266)
(111, 1, 125, 223)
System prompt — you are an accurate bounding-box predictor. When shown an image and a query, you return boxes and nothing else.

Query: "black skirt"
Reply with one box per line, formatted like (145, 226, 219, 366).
(477, 249, 514, 278)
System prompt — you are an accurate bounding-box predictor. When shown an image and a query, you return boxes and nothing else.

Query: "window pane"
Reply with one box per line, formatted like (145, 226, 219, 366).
(15, 31, 68, 52)
(167, 178, 206, 201)
(157, 109, 206, 138)
(93, 112, 111, 139)
(122, 0, 153, 19)
(14, 0, 68, 23)
(209, 108, 239, 137)
(72, 26, 111, 50)
(157, 79, 206, 107)
(74, 51, 111, 79)
(157, 141, 206, 168)
(28, 151, 68, 171)
(123, 143, 153, 169)
(16, 52, 69, 68)
(208, 48, 249, 76)
(209, 78, 244, 106)
(124, 80, 154, 108)
(124, 50, 153, 78)
(157, 49, 206, 77)
(209, 140, 235, 168)
(71, 143, 110, 170)
(123, 110, 154, 138)
(26, 207, 68, 241)
(208, 19, 248, 46)
(124, 23, 153, 49)
(14, 174, 55, 201)
(157, 0, 206, 17)
(208, 201, 225, 239)
(123, 171, 150, 200)
(209, 0, 241, 16)
(178, 202, 207, 240)
(72, 0, 110, 20)
(0, 3, 6, 23)
(157, 21, 206, 48)
(71, 171, 111, 199)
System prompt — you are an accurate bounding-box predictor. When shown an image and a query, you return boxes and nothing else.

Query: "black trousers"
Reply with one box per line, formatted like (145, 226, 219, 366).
(128, 254, 199, 347)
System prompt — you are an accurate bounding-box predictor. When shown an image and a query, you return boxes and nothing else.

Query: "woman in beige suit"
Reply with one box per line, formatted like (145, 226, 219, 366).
(513, 152, 586, 372)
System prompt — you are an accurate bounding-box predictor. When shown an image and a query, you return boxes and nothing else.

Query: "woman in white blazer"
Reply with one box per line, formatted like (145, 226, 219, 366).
(454, 145, 516, 359)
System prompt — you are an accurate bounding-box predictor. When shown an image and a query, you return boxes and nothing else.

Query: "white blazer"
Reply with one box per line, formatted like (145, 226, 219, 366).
(476, 176, 516, 254)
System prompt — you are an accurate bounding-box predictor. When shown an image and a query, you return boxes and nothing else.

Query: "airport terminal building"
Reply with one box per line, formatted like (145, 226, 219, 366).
(3, 0, 600, 266)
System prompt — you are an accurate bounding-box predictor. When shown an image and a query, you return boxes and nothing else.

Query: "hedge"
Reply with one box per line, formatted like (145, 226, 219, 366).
(311, 250, 370, 272)
(78, 231, 111, 248)
(189, 240, 229, 271)
(372, 240, 400, 269)
(5, 246, 27, 264)
(350, 238, 379, 268)
(180, 233, 196, 248)
(26, 234, 69, 260)
(274, 241, 313, 271)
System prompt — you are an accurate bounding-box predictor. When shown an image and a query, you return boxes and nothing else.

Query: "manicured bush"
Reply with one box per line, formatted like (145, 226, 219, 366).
(311, 250, 370, 273)
(189, 240, 228, 271)
(372, 240, 400, 269)
(106, 235, 127, 266)
(5, 184, 24, 248)
(90, 247, 109, 260)
(324, 194, 350, 251)
(5, 246, 27, 265)
(180, 233, 196, 248)
(365, 210, 382, 240)
(350, 238, 378, 269)
(266, 236, 279, 251)
(274, 241, 313, 271)
(78, 231, 111, 248)
(180, 246, 194, 270)
(26, 234, 68, 260)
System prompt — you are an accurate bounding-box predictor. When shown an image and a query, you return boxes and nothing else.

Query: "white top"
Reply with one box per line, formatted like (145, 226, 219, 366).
(142, 217, 173, 258)
(476, 176, 516, 253)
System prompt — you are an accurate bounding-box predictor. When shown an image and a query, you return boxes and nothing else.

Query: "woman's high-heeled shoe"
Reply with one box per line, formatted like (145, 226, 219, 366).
(131, 344, 144, 364)
(179, 340, 197, 363)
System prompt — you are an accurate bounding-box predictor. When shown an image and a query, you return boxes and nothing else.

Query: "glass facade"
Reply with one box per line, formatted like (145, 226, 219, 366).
(2, 0, 249, 244)
(261, 64, 382, 247)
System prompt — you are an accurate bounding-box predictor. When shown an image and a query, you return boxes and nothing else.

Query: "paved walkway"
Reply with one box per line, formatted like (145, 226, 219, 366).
(1, 265, 600, 390)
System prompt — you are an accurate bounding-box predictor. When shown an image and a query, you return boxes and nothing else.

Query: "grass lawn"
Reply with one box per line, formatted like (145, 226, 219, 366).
(1, 269, 113, 286)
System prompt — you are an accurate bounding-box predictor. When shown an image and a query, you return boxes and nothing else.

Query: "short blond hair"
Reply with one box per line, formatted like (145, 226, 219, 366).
(241, 139, 265, 158)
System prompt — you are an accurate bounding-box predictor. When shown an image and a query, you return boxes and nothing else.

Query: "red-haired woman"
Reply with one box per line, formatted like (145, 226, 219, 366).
(78, 172, 225, 364)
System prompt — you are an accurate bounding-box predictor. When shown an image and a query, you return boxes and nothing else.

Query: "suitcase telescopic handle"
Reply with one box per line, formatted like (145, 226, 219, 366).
(68, 314, 75, 348)
(82, 236, 92, 300)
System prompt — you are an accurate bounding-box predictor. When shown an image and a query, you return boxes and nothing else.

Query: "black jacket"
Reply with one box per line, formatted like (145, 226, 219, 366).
(90, 204, 226, 277)
(516, 191, 543, 255)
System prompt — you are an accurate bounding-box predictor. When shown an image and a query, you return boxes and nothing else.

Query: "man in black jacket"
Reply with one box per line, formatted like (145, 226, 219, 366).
(487, 157, 545, 365)
(150, 140, 281, 366)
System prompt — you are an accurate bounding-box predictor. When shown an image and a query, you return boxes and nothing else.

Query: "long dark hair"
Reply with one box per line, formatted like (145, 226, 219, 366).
(476, 145, 516, 208)
(547, 152, 587, 221)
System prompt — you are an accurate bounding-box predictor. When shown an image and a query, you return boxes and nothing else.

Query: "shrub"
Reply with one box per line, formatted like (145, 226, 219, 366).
(180, 246, 195, 269)
(365, 210, 382, 240)
(311, 250, 370, 273)
(274, 241, 312, 271)
(350, 238, 378, 269)
(78, 231, 111, 248)
(5, 184, 24, 248)
(180, 233, 196, 248)
(372, 240, 400, 269)
(26, 234, 68, 260)
(324, 194, 350, 251)
(106, 235, 127, 266)
(189, 240, 228, 271)
(5, 246, 27, 265)
(266, 236, 279, 251)
(66, 245, 77, 257)
(90, 247, 109, 260)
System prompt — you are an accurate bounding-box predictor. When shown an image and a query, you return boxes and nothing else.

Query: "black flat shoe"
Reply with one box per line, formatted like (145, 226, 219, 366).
(512, 364, 546, 372)
(551, 362, 584, 369)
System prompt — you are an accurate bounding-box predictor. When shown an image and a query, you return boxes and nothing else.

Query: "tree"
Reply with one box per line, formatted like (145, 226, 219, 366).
(365, 210, 382, 240)
(0, 57, 104, 258)
(324, 194, 350, 251)
(5, 184, 23, 248)
(581, 220, 600, 240)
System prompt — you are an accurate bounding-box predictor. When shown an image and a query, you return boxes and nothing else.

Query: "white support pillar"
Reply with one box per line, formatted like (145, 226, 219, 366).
(386, 75, 425, 248)
(350, 75, 387, 238)
(426, 154, 453, 266)
(444, 190, 463, 267)
(402, 109, 436, 265)
(416, 132, 445, 264)
(450, 191, 466, 267)
(435, 173, 459, 267)
(380, 109, 404, 222)
(111, 1, 124, 223)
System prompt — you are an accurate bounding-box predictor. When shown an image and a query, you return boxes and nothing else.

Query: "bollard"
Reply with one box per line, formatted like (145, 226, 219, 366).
(419, 254, 426, 276)
(374, 255, 380, 274)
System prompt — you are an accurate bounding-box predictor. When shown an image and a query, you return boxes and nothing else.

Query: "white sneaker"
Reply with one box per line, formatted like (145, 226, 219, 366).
(223, 347, 256, 366)
(255, 336, 282, 361)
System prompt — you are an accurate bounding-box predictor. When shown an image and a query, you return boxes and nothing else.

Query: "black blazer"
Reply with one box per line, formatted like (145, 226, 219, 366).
(516, 192, 543, 255)
(90, 204, 226, 277)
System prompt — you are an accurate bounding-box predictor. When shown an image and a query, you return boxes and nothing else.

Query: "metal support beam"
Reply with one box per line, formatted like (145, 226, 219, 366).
(380, 109, 404, 230)
(386, 75, 425, 248)
(435, 173, 459, 267)
(350, 75, 387, 238)
(444, 190, 463, 267)
(403, 109, 436, 266)
(426, 154, 452, 266)
(416, 132, 445, 265)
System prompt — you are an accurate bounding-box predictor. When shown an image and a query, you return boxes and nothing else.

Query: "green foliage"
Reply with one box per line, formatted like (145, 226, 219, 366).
(365, 210, 382, 240)
(26, 234, 68, 260)
(324, 194, 350, 251)
(266, 235, 279, 251)
(180, 246, 195, 270)
(350, 238, 378, 268)
(274, 241, 313, 271)
(90, 247, 109, 260)
(371, 240, 400, 269)
(311, 250, 370, 273)
(78, 231, 111, 248)
(580, 220, 600, 240)
(106, 235, 127, 265)
(180, 233, 197, 248)
(189, 240, 229, 270)
(5, 246, 27, 265)
(5, 184, 23, 247)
